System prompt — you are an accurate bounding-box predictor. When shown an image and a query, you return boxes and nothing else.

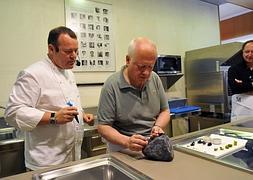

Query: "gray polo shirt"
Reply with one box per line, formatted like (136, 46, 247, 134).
(97, 66, 168, 136)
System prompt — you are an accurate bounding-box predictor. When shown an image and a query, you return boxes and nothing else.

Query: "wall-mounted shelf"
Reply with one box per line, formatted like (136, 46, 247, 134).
(158, 73, 184, 90)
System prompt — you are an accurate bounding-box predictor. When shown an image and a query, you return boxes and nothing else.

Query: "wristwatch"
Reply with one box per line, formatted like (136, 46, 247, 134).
(49, 112, 57, 125)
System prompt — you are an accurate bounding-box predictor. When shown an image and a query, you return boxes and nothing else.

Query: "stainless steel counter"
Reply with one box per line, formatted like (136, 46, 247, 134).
(4, 115, 253, 179)
(5, 116, 253, 180)
(5, 150, 253, 180)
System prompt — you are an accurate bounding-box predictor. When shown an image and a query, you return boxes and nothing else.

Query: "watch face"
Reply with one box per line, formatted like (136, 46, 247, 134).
(50, 113, 56, 124)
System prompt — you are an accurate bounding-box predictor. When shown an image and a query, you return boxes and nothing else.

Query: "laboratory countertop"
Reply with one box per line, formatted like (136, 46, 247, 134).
(3, 116, 253, 180)
(3, 150, 252, 180)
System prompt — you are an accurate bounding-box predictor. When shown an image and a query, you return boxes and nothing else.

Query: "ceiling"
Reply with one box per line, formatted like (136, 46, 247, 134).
(219, 3, 252, 20)
(200, 0, 253, 9)
(200, 0, 253, 20)
(226, 0, 253, 9)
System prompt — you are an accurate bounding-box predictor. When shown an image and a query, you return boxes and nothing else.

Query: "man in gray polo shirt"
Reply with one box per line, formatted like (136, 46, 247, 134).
(97, 37, 170, 152)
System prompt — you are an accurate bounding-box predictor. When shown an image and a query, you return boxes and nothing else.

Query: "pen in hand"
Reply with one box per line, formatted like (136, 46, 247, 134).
(66, 101, 79, 123)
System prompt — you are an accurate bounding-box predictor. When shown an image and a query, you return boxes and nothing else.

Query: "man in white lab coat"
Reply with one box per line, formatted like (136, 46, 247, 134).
(4, 26, 94, 170)
(228, 40, 253, 121)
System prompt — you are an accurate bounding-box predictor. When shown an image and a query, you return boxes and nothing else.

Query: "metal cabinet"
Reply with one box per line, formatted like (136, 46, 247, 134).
(185, 42, 242, 118)
(0, 139, 26, 178)
(82, 127, 107, 158)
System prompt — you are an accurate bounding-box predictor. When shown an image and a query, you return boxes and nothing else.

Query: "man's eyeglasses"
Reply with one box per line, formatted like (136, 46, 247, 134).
(133, 62, 154, 71)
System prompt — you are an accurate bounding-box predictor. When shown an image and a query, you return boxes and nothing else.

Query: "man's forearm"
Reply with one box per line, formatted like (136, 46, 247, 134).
(97, 124, 129, 148)
(154, 109, 170, 130)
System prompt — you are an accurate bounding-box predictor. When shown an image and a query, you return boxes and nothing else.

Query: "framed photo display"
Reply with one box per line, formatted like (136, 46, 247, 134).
(65, 0, 115, 72)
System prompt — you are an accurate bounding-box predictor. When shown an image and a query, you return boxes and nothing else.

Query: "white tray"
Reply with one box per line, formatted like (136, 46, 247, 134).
(178, 134, 247, 158)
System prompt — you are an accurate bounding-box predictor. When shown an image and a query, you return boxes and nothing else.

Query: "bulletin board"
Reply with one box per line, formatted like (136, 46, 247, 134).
(65, 0, 115, 72)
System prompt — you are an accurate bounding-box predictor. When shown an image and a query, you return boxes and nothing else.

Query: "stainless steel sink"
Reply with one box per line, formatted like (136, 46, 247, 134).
(32, 155, 152, 180)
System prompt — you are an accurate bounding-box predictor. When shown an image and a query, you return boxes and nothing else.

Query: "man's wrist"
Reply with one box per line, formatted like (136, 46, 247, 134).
(124, 136, 130, 149)
(154, 124, 162, 129)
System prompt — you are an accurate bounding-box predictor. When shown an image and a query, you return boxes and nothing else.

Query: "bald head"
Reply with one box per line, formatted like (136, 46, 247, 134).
(125, 37, 158, 89)
(127, 37, 157, 59)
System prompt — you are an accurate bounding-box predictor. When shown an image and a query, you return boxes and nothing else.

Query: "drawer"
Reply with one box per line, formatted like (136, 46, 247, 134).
(82, 133, 107, 158)
(89, 145, 107, 157)
(91, 134, 105, 147)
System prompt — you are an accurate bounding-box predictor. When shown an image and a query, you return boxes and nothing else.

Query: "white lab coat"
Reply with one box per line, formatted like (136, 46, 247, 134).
(5, 58, 84, 170)
(231, 93, 253, 121)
